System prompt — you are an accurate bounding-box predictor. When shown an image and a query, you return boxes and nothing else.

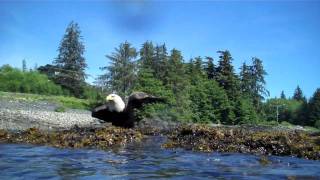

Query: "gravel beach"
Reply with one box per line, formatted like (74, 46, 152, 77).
(0, 99, 101, 131)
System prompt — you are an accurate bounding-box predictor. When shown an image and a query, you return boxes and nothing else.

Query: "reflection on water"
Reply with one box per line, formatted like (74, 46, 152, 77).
(0, 136, 320, 179)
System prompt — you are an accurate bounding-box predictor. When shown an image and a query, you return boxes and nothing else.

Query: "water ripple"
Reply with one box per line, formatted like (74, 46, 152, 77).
(1, 136, 320, 179)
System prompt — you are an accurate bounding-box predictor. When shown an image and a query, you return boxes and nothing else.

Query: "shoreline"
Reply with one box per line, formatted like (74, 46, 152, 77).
(0, 96, 319, 160)
(0, 97, 101, 131)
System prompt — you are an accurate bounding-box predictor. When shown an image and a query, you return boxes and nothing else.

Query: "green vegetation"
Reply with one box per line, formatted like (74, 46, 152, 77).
(0, 65, 65, 95)
(53, 21, 87, 98)
(98, 40, 320, 129)
(0, 91, 91, 110)
(1, 21, 319, 129)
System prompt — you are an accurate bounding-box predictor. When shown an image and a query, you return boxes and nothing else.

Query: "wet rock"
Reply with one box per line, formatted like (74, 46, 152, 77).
(0, 126, 143, 150)
(162, 124, 320, 160)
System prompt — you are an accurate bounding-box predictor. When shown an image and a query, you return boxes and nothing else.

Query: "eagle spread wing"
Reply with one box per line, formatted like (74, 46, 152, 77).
(91, 92, 165, 128)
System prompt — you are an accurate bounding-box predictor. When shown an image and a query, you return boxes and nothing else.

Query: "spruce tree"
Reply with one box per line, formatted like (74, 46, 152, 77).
(154, 44, 168, 81)
(139, 41, 154, 69)
(53, 21, 87, 97)
(133, 67, 174, 120)
(293, 86, 305, 101)
(250, 57, 269, 111)
(165, 49, 192, 121)
(280, 91, 286, 99)
(215, 50, 240, 102)
(308, 88, 320, 127)
(99, 42, 137, 98)
(240, 62, 251, 97)
(205, 56, 215, 80)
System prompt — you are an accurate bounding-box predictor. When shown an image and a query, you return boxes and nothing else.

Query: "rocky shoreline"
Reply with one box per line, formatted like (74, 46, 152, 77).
(0, 98, 100, 131)
(1, 98, 320, 160)
(162, 125, 320, 160)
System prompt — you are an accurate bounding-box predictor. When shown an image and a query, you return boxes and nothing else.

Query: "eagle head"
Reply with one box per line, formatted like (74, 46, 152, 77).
(106, 94, 126, 112)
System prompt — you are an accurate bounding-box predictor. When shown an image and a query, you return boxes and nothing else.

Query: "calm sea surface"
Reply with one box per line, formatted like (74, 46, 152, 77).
(1, 136, 319, 179)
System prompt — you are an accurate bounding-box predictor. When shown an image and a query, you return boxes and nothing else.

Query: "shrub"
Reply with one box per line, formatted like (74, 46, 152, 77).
(0, 65, 65, 95)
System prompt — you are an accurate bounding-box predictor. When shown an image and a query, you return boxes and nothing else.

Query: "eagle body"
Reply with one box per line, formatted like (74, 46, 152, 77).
(91, 92, 164, 128)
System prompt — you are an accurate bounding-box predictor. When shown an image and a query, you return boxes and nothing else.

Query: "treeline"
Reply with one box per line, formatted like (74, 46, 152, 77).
(94, 41, 265, 124)
(96, 41, 319, 128)
(97, 42, 268, 124)
(264, 87, 320, 129)
(2, 21, 319, 128)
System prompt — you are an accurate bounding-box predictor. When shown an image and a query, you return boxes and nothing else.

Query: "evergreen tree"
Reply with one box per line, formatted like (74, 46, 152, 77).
(53, 21, 87, 97)
(22, 59, 27, 72)
(308, 88, 320, 127)
(205, 56, 215, 80)
(139, 41, 154, 69)
(240, 62, 251, 97)
(295, 100, 308, 125)
(194, 57, 203, 75)
(215, 50, 241, 103)
(280, 91, 286, 99)
(293, 86, 305, 101)
(165, 49, 192, 121)
(234, 97, 258, 124)
(190, 78, 231, 124)
(133, 67, 174, 120)
(250, 57, 269, 111)
(99, 41, 137, 98)
(153, 44, 168, 81)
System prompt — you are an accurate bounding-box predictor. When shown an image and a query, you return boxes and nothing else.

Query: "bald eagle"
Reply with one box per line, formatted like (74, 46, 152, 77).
(91, 92, 165, 128)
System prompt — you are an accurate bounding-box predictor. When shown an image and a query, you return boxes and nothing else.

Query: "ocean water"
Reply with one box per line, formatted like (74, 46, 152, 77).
(0, 136, 319, 179)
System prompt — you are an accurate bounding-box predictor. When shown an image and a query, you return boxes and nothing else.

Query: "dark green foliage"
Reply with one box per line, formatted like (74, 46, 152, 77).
(53, 21, 87, 97)
(293, 86, 306, 102)
(164, 49, 193, 121)
(240, 58, 269, 112)
(308, 88, 320, 126)
(234, 97, 258, 124)
(251, 57, 269, 109)
(205, 56, 215, 80)
(153, 44, 168, 81)
(0, 65, 65, 95)
(295, 101, 308, 125)
(133, 67, 174, 120)
(186, 58, 235, 124)
(215, 50, 241, 102)
(240, 63, 251, 96)
(139, 41, 154, 69)
(5, 35, 318, 128)
(189, 77, 231, 124)
(134, 68, 170, 98)
(280, 91, 286, 99)
(37, 64, 58, 80)
(99, 41, 137, 98)
(263, 98, 303, 124)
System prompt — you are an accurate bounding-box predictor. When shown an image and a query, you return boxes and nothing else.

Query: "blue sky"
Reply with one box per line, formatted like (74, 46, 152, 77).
(0, 1, 319, 98)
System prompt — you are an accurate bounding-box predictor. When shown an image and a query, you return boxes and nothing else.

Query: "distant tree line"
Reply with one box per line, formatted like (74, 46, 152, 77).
(264, 86, 320, 129)
(3, 21, 318, 128)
